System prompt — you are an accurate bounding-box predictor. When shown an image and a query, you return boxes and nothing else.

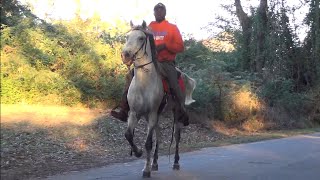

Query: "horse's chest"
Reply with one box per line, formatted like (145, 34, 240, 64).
(128, 86, 154, 103)
(127, 79, 163, 108)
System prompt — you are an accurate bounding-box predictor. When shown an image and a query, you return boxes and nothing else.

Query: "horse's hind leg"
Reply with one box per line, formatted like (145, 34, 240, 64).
(173, 109, 182, 170)
(151, 123, 160, 171)
(125, 112, 142, 158)
(143, 112, 158, 178)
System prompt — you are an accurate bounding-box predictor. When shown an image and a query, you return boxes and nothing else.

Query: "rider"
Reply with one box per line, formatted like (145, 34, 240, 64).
(111, 2, 189, 126)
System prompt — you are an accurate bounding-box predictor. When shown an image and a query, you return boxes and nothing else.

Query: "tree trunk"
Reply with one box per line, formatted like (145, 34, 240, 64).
(255, 0, 268, 74)
(234, 0, 252, 71)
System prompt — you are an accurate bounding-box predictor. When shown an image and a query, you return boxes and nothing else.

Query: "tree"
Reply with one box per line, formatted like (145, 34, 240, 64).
(0, 0, 37, 27)
(255, 0, 268, 74)
(303, 0, 320, 84)
(234, 0, 252, 70)
(234, 0, 268, 73)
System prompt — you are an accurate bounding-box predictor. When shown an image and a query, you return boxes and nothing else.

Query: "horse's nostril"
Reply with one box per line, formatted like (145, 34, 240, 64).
(122, 51, 130, 58)
(125, 51, 130, 58)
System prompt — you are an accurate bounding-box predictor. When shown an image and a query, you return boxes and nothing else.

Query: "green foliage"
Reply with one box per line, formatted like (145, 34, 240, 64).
(260, 79, 294, 105)
(1, 0, 319, 130)
(176, 35, 318, 128)
(176, 40, 226, 109)
(0, 0, 35, 27)
(260, 79, 308, 114)
(0, 54, 82, 105)
(304, 0, 320, 82)
(1, 76, 24, 103)
(1, 2, 129, 107)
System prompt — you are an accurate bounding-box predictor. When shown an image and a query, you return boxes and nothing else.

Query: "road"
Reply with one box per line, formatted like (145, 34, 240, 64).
(45, 133, 320, 180)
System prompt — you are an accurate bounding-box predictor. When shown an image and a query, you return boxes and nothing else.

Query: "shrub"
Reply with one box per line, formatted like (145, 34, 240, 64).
(0, 16, 128, 108)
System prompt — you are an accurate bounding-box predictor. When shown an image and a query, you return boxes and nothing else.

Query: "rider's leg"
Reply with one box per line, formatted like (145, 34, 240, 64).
(158, 61, 189, 126)
(110, 69, 133, 122)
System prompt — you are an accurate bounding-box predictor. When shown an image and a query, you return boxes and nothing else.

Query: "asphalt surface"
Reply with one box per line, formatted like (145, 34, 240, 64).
(45, 133, 320, 180)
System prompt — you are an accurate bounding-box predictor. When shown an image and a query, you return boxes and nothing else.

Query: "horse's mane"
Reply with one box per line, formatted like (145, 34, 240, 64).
(131, 25, 159, 73)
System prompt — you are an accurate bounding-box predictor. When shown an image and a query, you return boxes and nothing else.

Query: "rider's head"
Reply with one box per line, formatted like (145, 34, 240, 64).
(154, 3, 166, 22)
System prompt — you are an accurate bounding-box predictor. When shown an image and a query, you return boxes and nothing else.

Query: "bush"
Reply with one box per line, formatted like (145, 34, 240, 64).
(1, 63, 82, 105)
(222, 84, 263, 125)
(260, 79, 307, 115)
(176, 41, 228, 117)
(1, 15, 128, 108)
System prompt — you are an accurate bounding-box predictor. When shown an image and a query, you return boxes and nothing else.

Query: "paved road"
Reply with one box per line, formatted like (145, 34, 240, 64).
(46, 133, 320, 180)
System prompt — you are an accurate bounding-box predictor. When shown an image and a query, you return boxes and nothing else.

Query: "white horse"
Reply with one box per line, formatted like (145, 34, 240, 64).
(121, 21, 196, 178)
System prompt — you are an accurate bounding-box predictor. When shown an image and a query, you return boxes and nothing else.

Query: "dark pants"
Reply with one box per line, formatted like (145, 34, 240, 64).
(157, 61, 185, 110)
(120, 61, 185, 113)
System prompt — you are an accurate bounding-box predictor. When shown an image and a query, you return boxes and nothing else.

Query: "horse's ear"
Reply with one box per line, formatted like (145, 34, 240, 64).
(142, 20, 146, 29)
(130, 20, 134, 28)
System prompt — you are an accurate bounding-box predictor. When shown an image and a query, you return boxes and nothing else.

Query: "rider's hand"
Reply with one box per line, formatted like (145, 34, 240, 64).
(156, 44, 166, 52)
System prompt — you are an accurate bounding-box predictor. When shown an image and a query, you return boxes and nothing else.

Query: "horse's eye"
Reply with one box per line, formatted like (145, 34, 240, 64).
(139, 36, 144, 41)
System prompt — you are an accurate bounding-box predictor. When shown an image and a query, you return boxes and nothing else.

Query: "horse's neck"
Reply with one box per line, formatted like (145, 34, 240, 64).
(134, 56, 158, 82)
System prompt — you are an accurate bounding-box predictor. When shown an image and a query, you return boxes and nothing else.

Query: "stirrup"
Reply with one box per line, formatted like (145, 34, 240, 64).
(110, 106, 128, 122)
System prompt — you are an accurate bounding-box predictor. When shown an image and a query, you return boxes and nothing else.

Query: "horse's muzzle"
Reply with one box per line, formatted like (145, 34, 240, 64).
(121, 51, 133, 66)
(123, 51, 131, 58)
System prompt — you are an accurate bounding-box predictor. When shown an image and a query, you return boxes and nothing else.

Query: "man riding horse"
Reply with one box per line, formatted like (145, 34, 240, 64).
(111, 2, 189, 126)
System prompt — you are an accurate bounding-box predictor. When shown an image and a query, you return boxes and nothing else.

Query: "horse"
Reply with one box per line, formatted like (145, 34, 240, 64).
(121, 20, 196, 178)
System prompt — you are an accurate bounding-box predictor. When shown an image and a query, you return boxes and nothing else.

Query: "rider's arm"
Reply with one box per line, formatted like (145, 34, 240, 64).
(165, 25, 184, 54)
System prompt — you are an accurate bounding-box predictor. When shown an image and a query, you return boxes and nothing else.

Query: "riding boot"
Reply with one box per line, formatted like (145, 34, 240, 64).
(110, 90, 129, 122)
(110, 70, 133, 122)
(171, 88, 189, 126)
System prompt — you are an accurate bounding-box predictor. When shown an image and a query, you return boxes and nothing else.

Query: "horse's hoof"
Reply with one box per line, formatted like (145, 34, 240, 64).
(173, 164, 180, 170)
(142, 171, 151, 178)
(151, 164, 158, 171)
(135, 149, 143, 158)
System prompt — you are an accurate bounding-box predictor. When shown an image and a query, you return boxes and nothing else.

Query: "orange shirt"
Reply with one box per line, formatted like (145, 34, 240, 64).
(148, 20, 184, 62)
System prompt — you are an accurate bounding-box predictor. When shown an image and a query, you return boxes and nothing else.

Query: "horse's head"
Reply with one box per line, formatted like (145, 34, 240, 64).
(121, 20, 151, 66)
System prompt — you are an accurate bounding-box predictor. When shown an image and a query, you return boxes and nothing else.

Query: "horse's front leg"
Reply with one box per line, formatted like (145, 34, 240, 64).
(173, 108, 182, 170)
(151, 123, 160, 171)
(143, 112, 158, 178)
(125, 111, 142, 158)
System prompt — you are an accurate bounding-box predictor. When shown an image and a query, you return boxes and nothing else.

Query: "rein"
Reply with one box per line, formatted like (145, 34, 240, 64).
(130, 28, 155, 70)
(132, 37, 147, 61)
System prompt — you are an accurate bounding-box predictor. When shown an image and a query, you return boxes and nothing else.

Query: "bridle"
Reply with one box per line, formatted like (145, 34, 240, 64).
(129, 28, 154, 69)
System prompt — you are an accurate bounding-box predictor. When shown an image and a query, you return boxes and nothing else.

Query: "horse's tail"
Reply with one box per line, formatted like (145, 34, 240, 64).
(168, 116, 175, 163)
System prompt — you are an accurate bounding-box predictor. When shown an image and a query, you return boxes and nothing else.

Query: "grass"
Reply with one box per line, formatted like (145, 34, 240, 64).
(0, 104, 102, 127)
